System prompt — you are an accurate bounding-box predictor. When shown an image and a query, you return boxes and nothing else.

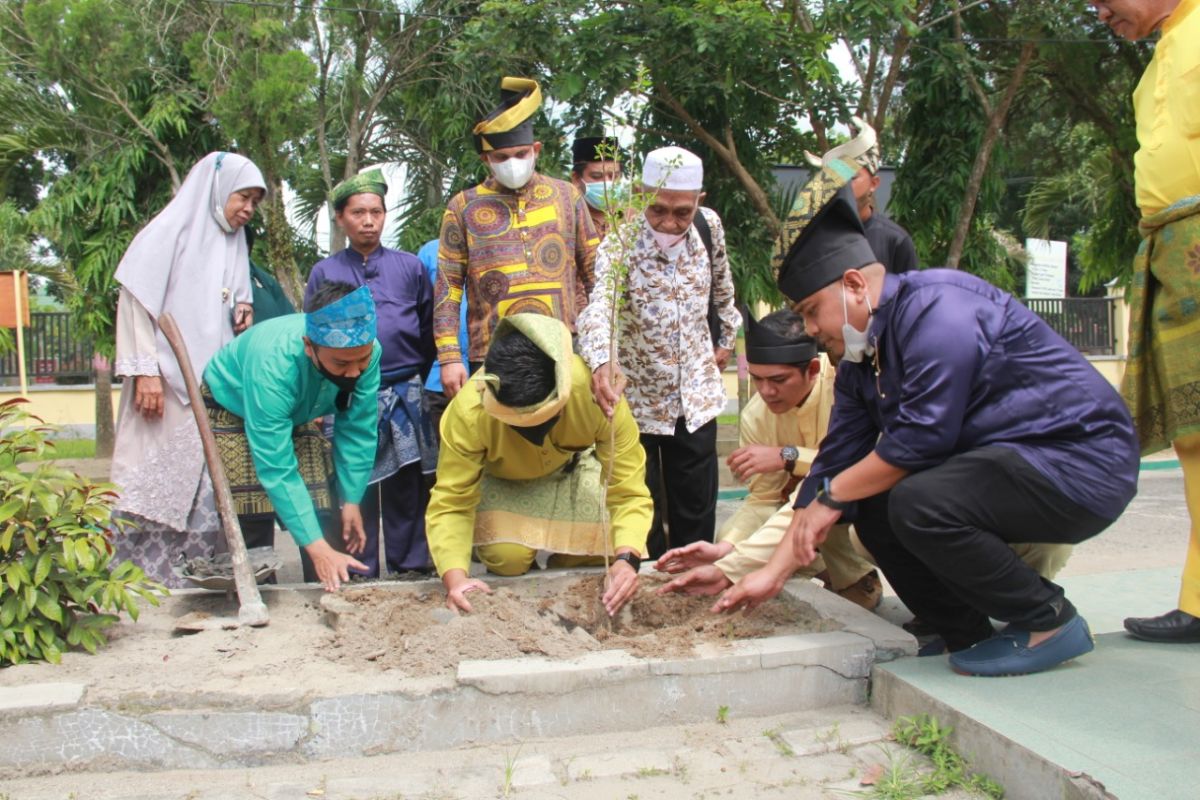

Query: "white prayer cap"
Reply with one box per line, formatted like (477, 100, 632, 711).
(642, 146, 703, 190)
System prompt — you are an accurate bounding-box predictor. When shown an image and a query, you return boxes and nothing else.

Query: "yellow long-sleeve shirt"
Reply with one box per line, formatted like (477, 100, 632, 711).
(717, 355, 835, 544)
(1133, 0, 1200, 216)
(426, 355, 652, 575)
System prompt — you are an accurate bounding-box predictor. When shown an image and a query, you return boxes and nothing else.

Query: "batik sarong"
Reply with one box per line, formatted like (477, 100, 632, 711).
(201, 384, 334, 520)
(472, 447, 610, 556)
(1122, 194, 1200, 453)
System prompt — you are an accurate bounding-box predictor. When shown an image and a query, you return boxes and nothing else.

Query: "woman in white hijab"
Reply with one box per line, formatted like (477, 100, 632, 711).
(110, 151, 267, 587)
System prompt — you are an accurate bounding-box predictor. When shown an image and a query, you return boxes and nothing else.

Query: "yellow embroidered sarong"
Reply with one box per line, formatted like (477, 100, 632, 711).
(1122, 195, 1200, 453)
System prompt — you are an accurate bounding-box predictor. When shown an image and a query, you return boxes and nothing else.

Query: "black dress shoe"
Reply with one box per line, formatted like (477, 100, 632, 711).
(1124, 609, 1200, 643)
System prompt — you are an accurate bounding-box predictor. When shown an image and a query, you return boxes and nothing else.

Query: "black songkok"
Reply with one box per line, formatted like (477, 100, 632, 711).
(473, 77, 542, 154)
(571, 135, 622, 165)
(743, 309, 819, 365)
(777, 184, 878, 303)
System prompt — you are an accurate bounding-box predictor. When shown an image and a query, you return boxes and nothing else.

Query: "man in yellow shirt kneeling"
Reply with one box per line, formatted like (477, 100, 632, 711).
(426, 313, 653, 616)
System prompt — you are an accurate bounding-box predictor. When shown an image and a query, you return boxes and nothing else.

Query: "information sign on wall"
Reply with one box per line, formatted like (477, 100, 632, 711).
(1025, 239, 1068, 299)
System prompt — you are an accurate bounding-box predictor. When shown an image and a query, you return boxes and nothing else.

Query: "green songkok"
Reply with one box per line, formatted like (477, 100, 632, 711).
(331, 168, 388, 210)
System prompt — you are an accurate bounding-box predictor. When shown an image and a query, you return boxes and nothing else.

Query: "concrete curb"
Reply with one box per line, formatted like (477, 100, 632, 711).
(0, 578, 911, 778)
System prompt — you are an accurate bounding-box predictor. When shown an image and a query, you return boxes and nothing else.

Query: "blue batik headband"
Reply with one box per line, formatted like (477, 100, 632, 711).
(305, 284, 377, 348)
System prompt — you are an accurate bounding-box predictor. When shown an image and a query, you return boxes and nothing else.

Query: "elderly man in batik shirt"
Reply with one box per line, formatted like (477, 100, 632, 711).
(434, 76, 599, 399)
(579, 145, 741, 557)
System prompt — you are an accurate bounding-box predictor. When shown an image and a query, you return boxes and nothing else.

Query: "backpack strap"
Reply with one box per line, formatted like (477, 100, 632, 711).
(692, 209, 723, 348)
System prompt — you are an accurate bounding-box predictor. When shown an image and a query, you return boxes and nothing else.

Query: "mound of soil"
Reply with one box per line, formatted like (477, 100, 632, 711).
(325, 574, 839, 678)
(0, 574, 841, 701)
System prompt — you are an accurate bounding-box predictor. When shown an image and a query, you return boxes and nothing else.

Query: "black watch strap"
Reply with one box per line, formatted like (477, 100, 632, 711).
(780, 445, 799, 474)
(814, 476, 852, 512)
(614, 552, 642, 572)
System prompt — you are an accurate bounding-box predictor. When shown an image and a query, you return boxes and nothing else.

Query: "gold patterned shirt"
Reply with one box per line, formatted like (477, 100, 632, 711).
(434, 172, 599, 364)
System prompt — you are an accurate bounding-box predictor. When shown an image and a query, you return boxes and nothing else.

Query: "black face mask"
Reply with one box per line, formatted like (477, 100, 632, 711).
(511, 414, 560, 447)
(316, 361, 360, 393)
(313, 353, 359, 411)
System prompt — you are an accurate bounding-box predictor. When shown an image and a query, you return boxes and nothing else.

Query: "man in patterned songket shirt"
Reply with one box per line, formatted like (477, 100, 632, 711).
(579, 145, 741, 558)
(434, 76, 599, 400)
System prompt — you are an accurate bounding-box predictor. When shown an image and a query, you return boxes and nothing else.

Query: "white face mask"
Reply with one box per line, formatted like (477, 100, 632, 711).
(841, 284, 875, 363)
(489, 154, 536, 190)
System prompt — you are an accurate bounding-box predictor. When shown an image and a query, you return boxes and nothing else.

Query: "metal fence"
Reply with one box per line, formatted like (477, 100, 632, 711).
(0, 299, 1123, 387)
(1022, 297, 1116, 356)
(0, 312, 96, 386)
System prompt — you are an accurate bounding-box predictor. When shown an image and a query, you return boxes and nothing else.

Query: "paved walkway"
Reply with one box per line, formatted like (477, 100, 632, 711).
(876, 566, 1199, 800)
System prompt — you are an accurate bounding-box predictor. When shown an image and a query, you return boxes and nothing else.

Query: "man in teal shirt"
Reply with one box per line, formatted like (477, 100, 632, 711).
(203, 281, 381, 591)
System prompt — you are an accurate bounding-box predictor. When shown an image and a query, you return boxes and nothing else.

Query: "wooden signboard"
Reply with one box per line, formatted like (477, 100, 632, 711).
(0, 270, 31, 328)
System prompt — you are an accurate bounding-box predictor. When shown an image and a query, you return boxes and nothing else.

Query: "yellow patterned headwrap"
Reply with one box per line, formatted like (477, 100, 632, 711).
(772, 157, 860, 277)
(476, 314, 572, 427)
(473, 77, 542, 153)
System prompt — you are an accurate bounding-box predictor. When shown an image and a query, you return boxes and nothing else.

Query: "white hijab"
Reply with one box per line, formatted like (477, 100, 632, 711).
(115, 152, 267, 405)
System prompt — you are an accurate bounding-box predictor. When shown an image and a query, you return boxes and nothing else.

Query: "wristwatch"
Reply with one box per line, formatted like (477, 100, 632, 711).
(780, 445, 800, 474)
(814, 476, 853, 512)
(614, 552, 642, 572)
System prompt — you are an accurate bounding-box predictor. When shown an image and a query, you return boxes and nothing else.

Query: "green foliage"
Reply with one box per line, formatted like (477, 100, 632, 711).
(889, 0, 1017, 286)
(883, 714, 1005, 799)
(457, 0, 871, 306)
(0, 399, 166, 666)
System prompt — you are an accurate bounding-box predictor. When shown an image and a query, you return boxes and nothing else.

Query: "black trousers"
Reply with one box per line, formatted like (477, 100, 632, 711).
(854, 447, 1115, 651)
(641, 417, 718, 558)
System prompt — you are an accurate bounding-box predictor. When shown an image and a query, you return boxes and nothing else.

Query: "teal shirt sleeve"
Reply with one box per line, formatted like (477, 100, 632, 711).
(332, 343, 382, 506)
(240, 349, 326, 547)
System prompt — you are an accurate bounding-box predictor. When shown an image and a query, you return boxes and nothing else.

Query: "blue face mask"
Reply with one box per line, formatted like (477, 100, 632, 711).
(583, 179, 625, 211)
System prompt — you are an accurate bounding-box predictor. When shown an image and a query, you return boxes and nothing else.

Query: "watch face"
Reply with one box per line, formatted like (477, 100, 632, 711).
(782, 446, 799, 461)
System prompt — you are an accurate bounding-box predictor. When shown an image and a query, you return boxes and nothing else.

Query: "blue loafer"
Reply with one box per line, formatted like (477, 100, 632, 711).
(948, 615, 1094, 677)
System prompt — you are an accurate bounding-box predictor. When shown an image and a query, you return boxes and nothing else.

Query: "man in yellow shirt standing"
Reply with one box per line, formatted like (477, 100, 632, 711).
(426, 314, 652, 616)
(1091, 0, 1200, 642)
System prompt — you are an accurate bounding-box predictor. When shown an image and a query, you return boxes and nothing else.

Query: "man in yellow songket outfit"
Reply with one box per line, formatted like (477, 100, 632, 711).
(426, 314, 652, 616)
(1090, 0, 1200, 642)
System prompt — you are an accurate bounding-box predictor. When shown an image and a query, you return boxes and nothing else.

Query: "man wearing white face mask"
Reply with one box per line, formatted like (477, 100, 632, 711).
(434, 77, 600, 400)
(578, 145, 741, 557)
(570, 135, 625, 240)
(713, 182, 1140, 678)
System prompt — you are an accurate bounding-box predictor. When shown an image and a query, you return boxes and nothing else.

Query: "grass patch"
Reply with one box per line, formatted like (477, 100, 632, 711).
(0, 438, 96, 467)
(717, 413, 739, 426)
(858, 715, 1004, 799)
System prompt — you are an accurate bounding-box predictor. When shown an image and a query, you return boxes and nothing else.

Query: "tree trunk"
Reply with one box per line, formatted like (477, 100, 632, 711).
(263, 176, 304, 307)
(945, 41, 1035, 269)
(93, 353, 114, 459)
(654, 85, 782, 237)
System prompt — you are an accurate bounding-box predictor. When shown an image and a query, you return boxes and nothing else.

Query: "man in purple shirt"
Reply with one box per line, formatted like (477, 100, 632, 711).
(716, 184, 1139, 677)
(305, 169, 436, 577)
